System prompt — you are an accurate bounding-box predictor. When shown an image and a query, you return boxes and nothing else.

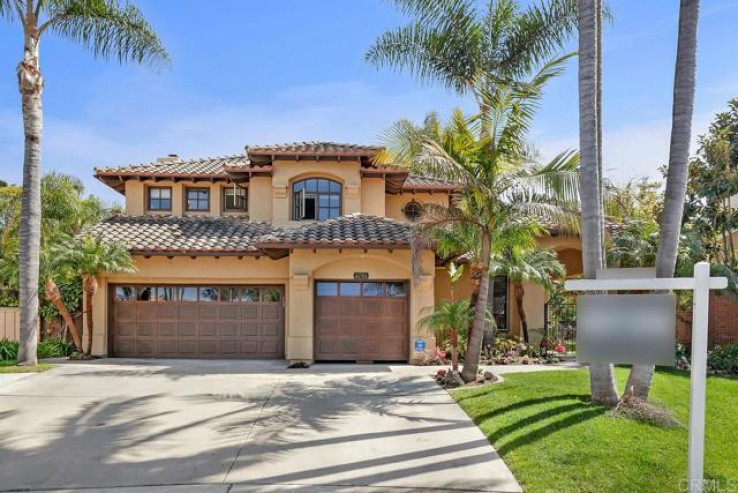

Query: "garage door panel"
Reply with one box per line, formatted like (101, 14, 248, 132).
(111, 285, 284, 359)
(219, 305, 240, 320)
(179, 304, 199, 320)
(315, 281, 408, 362)
(136, 322, 156, 337)
(179, 322, 197, 337)
(200, 305, 219, 320)
(158, 322, 177, 337)
(219, 322, 239, 337)
(158, 304, 178, 319)
(262, 305, 281, 319)
(116, 304, 136, 321)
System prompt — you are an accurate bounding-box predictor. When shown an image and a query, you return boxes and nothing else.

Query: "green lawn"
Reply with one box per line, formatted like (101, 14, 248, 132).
(0, 360, 54, 373)
(454, 368, 737, 493)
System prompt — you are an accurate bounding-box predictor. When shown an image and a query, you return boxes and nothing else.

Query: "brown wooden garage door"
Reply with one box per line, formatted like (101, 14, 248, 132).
(314, 281, 408, 362)
(110, 285, 284, 358)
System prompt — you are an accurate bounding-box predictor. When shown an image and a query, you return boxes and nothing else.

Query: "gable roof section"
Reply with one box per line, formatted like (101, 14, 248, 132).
(89, 214, 415, 256)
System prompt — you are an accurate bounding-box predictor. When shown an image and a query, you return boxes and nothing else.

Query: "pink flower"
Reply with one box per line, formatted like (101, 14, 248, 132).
(555, 344, 566, 353)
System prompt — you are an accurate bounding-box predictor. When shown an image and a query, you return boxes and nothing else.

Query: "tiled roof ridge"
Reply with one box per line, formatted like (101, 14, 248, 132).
(95, 154, 249, 174)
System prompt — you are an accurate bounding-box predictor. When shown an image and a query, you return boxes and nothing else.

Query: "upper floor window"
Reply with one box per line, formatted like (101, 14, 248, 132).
(292, 178, 341, 221)
(223, 185, 247, 212)
(403, 201, 424, 222)
(185, 187, 210, 211)
(147, 186, 172, 211)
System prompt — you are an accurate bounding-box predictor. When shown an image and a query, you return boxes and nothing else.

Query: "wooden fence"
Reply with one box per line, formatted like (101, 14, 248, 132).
(0, 307, 20, 341)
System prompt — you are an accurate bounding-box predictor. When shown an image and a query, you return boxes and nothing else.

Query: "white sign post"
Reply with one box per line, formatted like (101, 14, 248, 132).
(565, 262, 727, 493)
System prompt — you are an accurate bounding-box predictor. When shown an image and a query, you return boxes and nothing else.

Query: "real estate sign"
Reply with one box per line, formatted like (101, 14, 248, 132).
(576, 293, 676, 366)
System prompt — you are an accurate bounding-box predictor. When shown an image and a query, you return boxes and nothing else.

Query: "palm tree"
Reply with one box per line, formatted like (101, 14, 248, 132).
(386, 95, 579, 383)
(627, 0, 701, 400)
(578, 0, 619, 407)
(53, 235, 135, 356)
(493, 248, 565, 344)
(3, 0, 168, 365)
(418, 299, 474, 372)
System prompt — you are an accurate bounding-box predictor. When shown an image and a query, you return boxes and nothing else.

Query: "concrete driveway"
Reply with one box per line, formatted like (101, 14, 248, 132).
(0, 359, 521, 493)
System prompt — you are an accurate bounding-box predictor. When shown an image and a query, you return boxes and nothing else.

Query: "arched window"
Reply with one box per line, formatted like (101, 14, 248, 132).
(292, 178, 341, 221)
(402, 201, 424, 222)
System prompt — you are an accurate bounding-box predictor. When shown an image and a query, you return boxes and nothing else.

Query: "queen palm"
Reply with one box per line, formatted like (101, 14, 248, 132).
(627, 0, 701, 400)
(386, 85, 579, 383)
(366, 0, 578, 114)
(53, 235, 135, 356)
(418, 299, 474, 373)
(492, 247, 565, 344)
(3, 0, 168, 365)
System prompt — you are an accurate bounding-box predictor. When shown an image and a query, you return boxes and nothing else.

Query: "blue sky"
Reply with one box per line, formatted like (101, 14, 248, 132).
(0, 0, 737, 204)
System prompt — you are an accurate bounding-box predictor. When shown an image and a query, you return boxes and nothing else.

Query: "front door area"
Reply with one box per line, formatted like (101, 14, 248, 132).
(110, 284, 285, 358)
(314, 280, 409, 362)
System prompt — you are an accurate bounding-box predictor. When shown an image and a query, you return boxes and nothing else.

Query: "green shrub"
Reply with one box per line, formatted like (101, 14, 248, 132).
(707, 344, 738, 374)
(37, 339, 74, 358)
(0, 339, 18, 361)
(0, 338, 73, 361)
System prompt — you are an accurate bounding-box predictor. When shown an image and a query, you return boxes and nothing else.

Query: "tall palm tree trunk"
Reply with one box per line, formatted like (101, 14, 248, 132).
(462, 232, 491, 383)
(44, 278, 83, 352)
(627, 0, 700, 400)
(579, 0, 619, 407)
(16, 24, 43, 366)
(83, 276, 98, 356)
(514, 284, 530, 344)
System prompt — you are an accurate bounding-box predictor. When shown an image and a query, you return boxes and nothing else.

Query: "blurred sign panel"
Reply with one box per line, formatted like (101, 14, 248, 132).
(577, 294, 676, 366)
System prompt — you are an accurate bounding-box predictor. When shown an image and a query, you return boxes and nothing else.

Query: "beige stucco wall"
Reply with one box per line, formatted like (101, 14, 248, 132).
(269, 159, 363, 226)
(124, 180, 248, 218)
(361, 178, 386, 217)
(385, 193, 450, 221)
(88, 248, 437, 362)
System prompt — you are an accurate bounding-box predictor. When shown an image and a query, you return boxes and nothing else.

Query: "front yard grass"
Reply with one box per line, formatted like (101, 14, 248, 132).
(454, 367, 737, 493)
(0, 361, 54, 373)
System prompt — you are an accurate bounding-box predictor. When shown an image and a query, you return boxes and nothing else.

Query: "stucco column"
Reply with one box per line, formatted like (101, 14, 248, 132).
(286, 273, 314, 362)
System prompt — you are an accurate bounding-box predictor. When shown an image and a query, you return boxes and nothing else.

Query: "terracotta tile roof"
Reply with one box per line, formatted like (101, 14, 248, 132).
(403, 176, 463, 191)
(246, 141, 383, 156)
(88, 215, 273, 255)
(262, 214, 413, 248)
(89, 214, 415, 255)
(95, 155, 249, 177)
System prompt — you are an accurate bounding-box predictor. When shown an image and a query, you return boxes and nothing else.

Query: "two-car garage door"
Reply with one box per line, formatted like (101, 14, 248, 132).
(110, 285, 284, 358)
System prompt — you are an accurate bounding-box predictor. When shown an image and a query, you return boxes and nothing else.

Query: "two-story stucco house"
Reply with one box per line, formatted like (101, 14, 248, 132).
(89, 141, 583, 363)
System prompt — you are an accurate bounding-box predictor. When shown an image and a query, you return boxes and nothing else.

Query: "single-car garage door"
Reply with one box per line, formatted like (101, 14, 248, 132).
(314, 281, 408, 362)
(110, 285, 284, 358)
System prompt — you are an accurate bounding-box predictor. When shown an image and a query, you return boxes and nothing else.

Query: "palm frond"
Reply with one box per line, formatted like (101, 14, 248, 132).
(40, 0, 169, 68)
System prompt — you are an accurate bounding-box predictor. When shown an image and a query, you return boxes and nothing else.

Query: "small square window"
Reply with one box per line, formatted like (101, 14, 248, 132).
(186, 187, 210, 211)
(387, 282, 407, 297)
(363, 283, 384, 296)
(156, 287, 177, 301)
(199, 287, 219, 302)
(223, 186, 248, 212)
(147, 187, 172, 211)
(180, 287, 198, 302)
(137, 287, 155, 301)
(316, 282, 338, 296)
(115, 287, 136, 301)
(240, 288, 260, 302)
(263, 288, 282, 302)
(340, 282, 361, 296)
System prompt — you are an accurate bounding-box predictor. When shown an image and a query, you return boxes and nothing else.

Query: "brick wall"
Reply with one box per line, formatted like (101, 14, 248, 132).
(708, 290, 738, 346)
(678, 291, 738, 347)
